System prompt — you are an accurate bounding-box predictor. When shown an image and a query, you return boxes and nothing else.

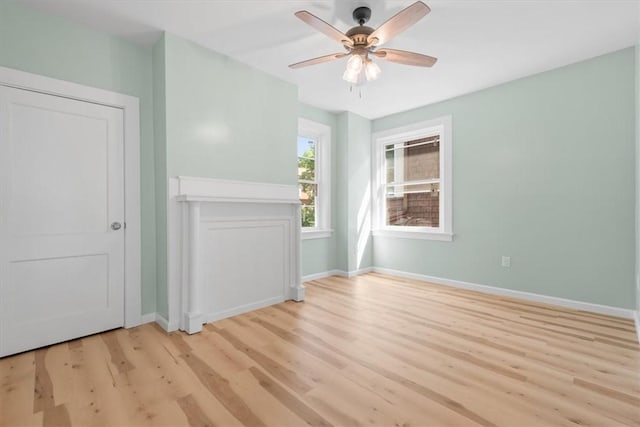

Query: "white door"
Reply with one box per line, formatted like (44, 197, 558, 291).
(0, 85, 125, 357)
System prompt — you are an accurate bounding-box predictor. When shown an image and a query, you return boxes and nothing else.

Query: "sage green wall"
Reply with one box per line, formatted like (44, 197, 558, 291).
(346, 112, 373, 272)
(152, 35, 168, 318)
(333, 111, 374, 274)
(299, 103, 339, 276)
(373, 48, 636, 309)
(0, 1, 158, 314)
(163, 33, 297, 182)
(336, 114, 350, 272)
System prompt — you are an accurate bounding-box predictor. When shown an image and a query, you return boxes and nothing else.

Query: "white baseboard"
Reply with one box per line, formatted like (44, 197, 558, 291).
(154, 314, 170, 331)
(334, 267, 374, 278)
(203, 296, 285, 324)
(373, 267, 636, 320)
(146, 269, 640, 336)
(302, 270, 345, 282)
(140, 299, 285, 334)
(347, 267, 374, 277)
(131, 312, 179, 332)
(302, 267, 374, 282)
(154, 313, 179, 332)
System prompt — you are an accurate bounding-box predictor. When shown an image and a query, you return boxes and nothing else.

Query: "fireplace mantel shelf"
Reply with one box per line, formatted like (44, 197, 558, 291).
(177, 194, 300, 205)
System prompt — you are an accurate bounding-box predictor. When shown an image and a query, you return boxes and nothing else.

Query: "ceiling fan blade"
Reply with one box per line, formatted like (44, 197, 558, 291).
(367, 1, 430, 47)
(295, 11, 353, 47)
(373, 49, 437, 67)
(289, 53, 349, 69)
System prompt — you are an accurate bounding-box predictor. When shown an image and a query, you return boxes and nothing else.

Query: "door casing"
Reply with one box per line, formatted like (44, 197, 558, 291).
(0, 65, 142, 328)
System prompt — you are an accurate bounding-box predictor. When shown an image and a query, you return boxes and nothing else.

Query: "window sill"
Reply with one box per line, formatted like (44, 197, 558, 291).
(301, 229, 333, 240)
(372, 228, 453, 241)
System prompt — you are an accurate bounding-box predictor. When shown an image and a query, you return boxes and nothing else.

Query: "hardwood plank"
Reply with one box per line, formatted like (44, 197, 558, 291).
(101, 330, 135, 374)
(0, 352, 36, 426)
(227, 369, 312, 426)
(180, 352, 265, 427)
(1, 273, 638, 426)
(42, 404, 71, 427)
(33, 348, 55, 413)
(176, 394, 216, 427)
(248, 366, 333, 426)
(208, 324, 315, 395)
(44, 344, 74, 407)
(573, 377, 640, 406)
(250, 316, 348, 369)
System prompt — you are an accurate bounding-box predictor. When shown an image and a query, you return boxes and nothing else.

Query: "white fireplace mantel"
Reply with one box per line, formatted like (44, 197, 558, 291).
(167, 176, 303, 334)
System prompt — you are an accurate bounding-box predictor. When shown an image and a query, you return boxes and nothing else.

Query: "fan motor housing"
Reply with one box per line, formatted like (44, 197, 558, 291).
(346, 25, 374, 45)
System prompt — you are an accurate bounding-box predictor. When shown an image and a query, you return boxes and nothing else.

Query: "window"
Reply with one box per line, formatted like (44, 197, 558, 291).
(372, 115, 453, 241)
(298, 118, 332, 239)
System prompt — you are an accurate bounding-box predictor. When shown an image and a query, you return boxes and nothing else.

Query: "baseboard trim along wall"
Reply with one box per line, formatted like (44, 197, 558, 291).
(142, 313, 178, 332)
(373, 267, 636, 320)
(202, 296, 285, 324)
(144, 268, 639, 335)
(301, 270, 346, 282)
(347, 267, 374, 277)
(301, 267, 374, 282)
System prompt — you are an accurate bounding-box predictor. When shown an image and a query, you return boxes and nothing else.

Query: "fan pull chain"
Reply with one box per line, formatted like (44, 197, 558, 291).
(347, 85, 364, 99)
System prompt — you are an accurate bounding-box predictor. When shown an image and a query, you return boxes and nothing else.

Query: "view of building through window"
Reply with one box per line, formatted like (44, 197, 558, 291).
(385, 134, 440, 227)
(297, 136, 317, 227)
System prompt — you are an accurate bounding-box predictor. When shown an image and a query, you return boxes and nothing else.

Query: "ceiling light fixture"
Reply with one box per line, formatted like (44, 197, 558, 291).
(342, 55, 381, 84)
(346, 54, 364, 72)
(289, 2, 438, 86)
(342, 67, 360, 84)
(364, 58, 381, 81)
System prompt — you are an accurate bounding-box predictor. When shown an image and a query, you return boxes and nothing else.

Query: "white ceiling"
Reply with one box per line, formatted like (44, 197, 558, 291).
(20, 0, 640, 119)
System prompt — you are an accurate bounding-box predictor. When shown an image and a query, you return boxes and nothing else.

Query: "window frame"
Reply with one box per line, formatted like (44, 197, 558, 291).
(298, 117, 332, 239)
(371, 115, 453, 241)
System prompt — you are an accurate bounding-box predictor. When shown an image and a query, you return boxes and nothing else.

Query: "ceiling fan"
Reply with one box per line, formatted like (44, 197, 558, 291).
(289, 1, 437, 84)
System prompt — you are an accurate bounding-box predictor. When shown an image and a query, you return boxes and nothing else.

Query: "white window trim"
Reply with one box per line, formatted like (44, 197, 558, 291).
(371, 115, 453, 241)
(298, 117, 332, 240)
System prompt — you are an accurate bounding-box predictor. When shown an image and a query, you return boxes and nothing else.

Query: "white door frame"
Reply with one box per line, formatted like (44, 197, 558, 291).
(0, 66, 142, 328)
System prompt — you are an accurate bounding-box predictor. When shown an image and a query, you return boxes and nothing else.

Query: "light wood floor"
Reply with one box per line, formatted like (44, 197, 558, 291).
(1, 273, 639, 427)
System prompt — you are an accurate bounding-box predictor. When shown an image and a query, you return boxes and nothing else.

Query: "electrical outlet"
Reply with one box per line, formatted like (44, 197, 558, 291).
(501, 256, 511, 268)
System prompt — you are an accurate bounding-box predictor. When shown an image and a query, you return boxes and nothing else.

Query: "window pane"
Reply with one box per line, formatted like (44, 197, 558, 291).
(299, 183, 317, 207)
(297, 137, 316, 159)
(298, 156, 315, 181)
(301, 206, 316, 227)
(385, 148, 395, 184)
(386, 183, 439, 227)
(385, 137, 439, 183)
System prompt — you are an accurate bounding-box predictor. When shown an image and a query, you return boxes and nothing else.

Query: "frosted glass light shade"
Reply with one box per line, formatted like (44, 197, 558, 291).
(365, 60, 381, 81)
(343, 68, 360, 83)
(346, 54, 364, 72)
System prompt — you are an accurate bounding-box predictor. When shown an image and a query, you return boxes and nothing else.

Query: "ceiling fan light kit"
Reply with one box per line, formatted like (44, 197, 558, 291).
(343, 67, 359, 84)
(289, 1, 438, 86)
(364, 59, 382, 81)
(347, 54, 364, 72)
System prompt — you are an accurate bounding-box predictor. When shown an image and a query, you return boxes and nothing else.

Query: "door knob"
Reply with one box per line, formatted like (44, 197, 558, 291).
(111, 222, 122, 231)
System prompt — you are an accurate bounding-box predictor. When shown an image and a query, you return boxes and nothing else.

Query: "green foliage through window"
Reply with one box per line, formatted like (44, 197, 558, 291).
(298, 138, 317, 227)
